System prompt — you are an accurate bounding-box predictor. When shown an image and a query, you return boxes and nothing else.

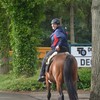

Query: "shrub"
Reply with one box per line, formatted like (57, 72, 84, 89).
(78, 67, 91, 90)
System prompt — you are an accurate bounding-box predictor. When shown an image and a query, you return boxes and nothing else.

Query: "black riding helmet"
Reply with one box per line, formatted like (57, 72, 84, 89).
(51, 18, 60, 25)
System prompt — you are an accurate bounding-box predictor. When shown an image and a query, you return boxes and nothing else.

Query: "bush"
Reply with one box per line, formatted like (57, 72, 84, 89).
(78, 67, 91, 90)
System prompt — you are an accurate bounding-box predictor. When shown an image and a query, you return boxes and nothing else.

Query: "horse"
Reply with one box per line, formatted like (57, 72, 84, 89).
(45, 52, 78, 100)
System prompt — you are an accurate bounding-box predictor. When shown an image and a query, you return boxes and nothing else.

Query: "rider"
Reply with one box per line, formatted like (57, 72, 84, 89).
(38, 18, 70, 82)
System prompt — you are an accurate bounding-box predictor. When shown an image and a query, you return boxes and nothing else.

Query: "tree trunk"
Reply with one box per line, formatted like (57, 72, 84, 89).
(0, 50, 9, 74)
(59, 17, 62, 26)
(0, 17, 10, 74)
(70, 2, 75, 43)
(90, 0, 100, 100)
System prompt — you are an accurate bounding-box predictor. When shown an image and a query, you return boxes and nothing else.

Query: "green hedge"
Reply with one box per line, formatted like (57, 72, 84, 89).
(1, 0, 46, 77)
(78, 67, 91, 90)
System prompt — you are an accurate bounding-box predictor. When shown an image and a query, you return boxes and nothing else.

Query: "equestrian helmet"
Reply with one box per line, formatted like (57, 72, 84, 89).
(51, 18, 60, 25)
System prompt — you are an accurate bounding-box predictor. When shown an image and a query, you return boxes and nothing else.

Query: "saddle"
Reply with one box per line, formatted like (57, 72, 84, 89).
(45, 51, 69, 72)
(46, 51, 58, 72)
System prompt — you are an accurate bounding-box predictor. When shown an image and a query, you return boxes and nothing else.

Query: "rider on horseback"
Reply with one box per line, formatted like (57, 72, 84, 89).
(38, 18, 70, 82)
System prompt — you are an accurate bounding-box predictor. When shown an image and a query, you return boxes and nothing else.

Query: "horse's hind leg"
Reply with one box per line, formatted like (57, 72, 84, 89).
(47, 88, 51, 100)
(58, 91, 64, 100)
(46, 81, 51, 100)
(57, 83, 64, 100)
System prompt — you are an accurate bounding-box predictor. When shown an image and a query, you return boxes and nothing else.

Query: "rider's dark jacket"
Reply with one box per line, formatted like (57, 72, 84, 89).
(50, 26, 69, 52)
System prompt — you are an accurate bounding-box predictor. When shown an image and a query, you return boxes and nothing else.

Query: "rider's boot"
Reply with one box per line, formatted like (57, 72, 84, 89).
(38, 67, 45, 82)
(38, 60, 46, 82)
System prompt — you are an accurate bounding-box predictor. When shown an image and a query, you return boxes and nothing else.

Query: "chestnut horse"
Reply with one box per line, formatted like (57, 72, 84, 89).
(45, 52, 78, 100)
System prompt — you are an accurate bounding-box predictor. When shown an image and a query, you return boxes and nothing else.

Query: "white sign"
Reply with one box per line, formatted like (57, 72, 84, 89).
(71, 46, 92, 67)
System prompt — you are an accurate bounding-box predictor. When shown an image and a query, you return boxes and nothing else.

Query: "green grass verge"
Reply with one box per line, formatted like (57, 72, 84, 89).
(0, 69, 44, 91)
(0, 68, 91, 91)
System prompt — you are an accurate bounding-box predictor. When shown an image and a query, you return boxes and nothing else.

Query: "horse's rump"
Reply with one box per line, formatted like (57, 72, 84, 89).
(46, 52, 69, 83)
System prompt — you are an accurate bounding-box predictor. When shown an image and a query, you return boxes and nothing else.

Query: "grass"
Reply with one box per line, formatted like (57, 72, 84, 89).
(0, 68, 91, 91)
(0, 69, 44, 91)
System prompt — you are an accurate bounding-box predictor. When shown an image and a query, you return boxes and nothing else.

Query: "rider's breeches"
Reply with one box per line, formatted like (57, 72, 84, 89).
(40, 50, 55, 76)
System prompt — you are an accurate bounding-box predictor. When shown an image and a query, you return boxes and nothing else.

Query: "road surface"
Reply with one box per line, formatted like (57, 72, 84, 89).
(0, 90, 90, 100)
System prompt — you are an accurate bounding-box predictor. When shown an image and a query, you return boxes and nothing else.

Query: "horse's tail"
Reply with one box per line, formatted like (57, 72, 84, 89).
(63, 54, 78, 100)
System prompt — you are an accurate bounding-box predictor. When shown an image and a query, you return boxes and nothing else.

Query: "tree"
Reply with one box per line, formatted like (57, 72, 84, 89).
(66, 0, 92, 43)
(75, 0, 92, 43)
(0, 3, 10, 74)
(1, 0, 46, 77)
(70, 1, 75, 43)
(90, 0, 100, 99)
(41, 0, 92, 45)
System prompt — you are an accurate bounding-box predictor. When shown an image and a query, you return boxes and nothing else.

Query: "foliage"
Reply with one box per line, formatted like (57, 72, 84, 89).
(0, 68, 91, 91)
(39, 0, 92, 46)
(0, 0, 46, 76)
(0, 69, 44, 91)
(78, 68, 91, 90)
(38, 30, 51, 47)
(0, 0, 92, 78)
(75, 0, 92, 43)
(0, 3, 10, 73)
